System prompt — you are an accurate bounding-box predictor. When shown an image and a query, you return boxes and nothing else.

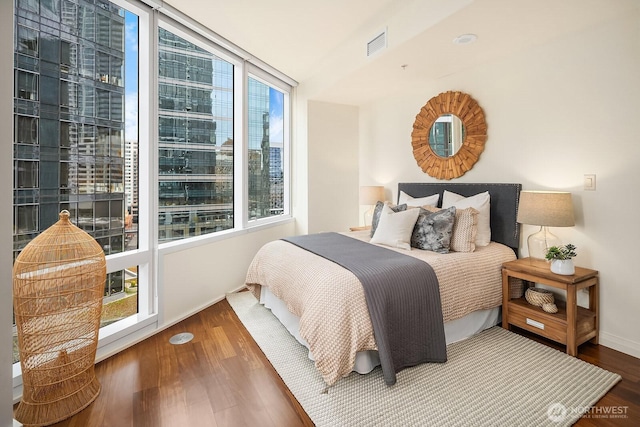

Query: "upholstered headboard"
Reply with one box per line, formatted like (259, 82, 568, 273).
(397, 183, 522, 254)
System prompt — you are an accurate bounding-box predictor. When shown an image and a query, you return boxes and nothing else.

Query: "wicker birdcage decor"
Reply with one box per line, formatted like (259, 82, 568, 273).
(13, 210, 106, 426)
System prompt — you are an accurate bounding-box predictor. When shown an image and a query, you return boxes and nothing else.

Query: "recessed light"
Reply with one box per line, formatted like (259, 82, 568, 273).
(453, 34, 478, 45)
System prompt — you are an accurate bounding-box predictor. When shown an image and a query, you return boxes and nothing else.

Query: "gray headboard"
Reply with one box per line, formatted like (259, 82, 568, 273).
(397, 183, 522, 254)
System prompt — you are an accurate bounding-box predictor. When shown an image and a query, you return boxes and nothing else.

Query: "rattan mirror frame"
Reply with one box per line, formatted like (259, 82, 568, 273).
(411, 91, 487, 180)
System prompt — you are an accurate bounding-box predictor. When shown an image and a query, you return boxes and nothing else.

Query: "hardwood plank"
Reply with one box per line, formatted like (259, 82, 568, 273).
(186, 399, 218, 427)
(133, 387, 161, 427)
(208, 326, 237, 360)
(24, 299, 637, 426)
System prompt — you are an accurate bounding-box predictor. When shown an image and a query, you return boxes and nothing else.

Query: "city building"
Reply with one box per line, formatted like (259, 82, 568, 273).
(124, 138, 138, 248)
(157, 27, 234, 241)
(248, 77, 285, 220)
(13, 0, 129, 297)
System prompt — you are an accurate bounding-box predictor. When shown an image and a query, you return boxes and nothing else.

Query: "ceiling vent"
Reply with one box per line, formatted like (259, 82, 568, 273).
(367, 29, 387, 57)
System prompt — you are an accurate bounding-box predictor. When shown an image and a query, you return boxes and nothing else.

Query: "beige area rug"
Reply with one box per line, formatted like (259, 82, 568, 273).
(226, 291, 620, 427)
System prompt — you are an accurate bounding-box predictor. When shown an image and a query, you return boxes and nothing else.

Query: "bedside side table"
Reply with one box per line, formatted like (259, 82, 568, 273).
(502, 257, 599, 356)
(349, 225, 371, 232)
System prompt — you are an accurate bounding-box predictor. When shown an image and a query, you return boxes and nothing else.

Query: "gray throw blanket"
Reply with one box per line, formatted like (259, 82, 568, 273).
(283, 232, 447, 385)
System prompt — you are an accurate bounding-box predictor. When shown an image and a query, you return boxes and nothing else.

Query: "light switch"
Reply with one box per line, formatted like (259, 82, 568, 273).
(584, 174, 596, 191)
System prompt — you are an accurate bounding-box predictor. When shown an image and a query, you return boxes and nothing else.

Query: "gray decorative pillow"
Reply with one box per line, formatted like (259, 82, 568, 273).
(423, 205, 478, 252)
(410, 206, 456, 253)
(370, 202, 407, 237)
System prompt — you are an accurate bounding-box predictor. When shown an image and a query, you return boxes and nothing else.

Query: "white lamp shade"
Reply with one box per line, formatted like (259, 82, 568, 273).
(359, 186, 384, 205)
(517, 191, 575, 227)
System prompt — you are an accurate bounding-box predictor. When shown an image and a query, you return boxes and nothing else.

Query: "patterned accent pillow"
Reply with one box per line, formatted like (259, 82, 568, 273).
(442, 190, 490, 246)
(424, 206, 479, 252)
(370, 201, 407, 237)
(410, 206, 456, 253)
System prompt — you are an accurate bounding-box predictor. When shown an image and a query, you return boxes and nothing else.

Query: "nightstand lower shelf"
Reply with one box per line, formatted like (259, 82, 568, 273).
(507, 298, 597, 347)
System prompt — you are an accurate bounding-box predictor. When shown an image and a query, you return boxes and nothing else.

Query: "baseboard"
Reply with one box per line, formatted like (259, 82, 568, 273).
(599, 331, 640, 360)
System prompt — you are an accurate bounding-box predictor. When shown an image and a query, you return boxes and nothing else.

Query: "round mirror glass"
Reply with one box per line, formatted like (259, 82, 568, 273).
(428, 114, 465, 157)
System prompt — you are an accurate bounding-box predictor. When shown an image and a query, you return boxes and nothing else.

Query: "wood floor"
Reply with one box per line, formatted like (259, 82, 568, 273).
(19, 297, 639, 427)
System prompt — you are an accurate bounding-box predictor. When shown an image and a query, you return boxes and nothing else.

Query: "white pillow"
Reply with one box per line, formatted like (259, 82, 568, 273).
(442, 190, 491, 246)
(398, 191, 439, 208)
(370, 204, 420, 250)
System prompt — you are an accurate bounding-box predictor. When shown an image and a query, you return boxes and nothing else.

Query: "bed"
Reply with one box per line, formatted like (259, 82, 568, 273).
(244, 183, 522, 386)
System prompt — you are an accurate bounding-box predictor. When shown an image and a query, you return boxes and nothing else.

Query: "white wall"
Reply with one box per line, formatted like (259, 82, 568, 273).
(1, 1, 15, 424)
(359, 11, 640, 357)
(160, 222, 295, 325)
(307, 100, 360, 233)
(291, 92, 310, 235)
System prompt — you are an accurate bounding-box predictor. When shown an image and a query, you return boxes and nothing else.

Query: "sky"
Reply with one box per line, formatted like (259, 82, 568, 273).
(269, 87, 284, 144)
(124, 11, 138, 143)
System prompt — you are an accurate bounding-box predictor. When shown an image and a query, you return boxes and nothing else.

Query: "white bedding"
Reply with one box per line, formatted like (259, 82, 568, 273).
(260, 285, 500, 374)
(245, 229, 516, 385)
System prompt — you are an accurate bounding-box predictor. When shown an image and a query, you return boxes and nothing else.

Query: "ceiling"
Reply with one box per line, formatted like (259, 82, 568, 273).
(165, 0, 638, 105)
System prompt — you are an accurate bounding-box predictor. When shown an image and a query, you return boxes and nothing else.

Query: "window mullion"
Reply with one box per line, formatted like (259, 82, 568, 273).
(236, 61, 248, 230)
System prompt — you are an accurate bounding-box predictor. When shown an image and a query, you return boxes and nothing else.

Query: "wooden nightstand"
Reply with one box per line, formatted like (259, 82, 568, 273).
(349, 225, 371, 232)
(502, 257, 599, 356)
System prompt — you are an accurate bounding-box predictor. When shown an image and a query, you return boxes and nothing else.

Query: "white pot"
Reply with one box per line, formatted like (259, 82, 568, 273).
(550, 259, 575, 275)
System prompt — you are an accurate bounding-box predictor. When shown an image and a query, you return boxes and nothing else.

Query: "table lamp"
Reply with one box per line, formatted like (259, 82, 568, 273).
(516, 191, 575, 259)
(359, 185, 384, 226)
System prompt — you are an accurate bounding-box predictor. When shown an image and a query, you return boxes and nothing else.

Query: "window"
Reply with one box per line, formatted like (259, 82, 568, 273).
(79, 46, 95, 79)
(40, 0, 59, 20)
(248, 76, 287, 221)
(15, 116, 38, 144)
(17, 0, 38, 14)
(15, 205, 38, 234)
(96, 12, 112, 48)
(96, 88, 110, 119)
(60, 40, 72, 67)
(157, 27, 234, 242)
(17, 25, 38, 57)
(16, 70, 38, 101)
(15, 161, 38, 188)
(12, 0, 145, 366)
(12, 0, 292, 377)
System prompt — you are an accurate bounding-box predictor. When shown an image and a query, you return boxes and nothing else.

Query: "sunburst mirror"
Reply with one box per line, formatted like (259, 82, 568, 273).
(411, 91, 487, 180)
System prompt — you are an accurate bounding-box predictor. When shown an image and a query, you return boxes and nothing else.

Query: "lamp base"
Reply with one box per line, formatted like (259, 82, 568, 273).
(527, 226, 562, 260)
(364, 206, 375, 227)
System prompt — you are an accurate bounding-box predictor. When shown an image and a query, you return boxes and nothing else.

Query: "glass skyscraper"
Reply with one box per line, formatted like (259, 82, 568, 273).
(12, 1, 140, 363)
(157, 27, 234, 241)
(248, 77, 285, 220)
(269, 142, 284, 215)
(14, 2, 285, 256)
(13, 0, 128, 267)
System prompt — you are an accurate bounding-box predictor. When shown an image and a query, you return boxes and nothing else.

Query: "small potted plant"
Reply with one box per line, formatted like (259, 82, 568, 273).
(545, 244, 577, 275)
